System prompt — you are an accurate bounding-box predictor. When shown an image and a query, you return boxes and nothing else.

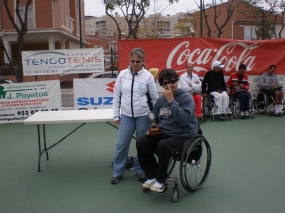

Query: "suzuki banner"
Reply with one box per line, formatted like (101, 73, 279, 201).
(118, 37, 285, 76)
(22, 48, 104, 76)
(73, 78, 115, 110)
(0, 80, 62, 123)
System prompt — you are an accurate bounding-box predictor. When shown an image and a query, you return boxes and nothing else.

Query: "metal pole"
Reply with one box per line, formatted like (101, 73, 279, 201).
(262, 9, 265, 40)
(78, 0, 83, 78)
(200, 0, 203, 37)
(111, 47, 114, 77)
(78, 0, 83, 48)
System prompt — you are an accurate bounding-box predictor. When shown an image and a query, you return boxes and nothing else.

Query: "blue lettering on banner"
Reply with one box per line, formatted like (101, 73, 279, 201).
(77, 97, 113, 106)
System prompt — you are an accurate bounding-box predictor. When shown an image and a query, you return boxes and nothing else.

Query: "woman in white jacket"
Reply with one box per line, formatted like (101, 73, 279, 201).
(111, 48, 158, 184)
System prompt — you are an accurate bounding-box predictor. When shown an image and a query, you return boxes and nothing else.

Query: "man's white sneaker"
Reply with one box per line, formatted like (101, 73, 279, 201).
(142, 178, 156, 189)
(240, 111, 245, 117)
(150, 181, 165, 193)
(245, 111, 250, 117)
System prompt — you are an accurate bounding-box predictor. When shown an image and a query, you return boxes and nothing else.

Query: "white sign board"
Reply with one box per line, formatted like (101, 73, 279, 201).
(22, 48, 104, 76)
(0, 80, 62, 123)
(73, 78, 116, 110)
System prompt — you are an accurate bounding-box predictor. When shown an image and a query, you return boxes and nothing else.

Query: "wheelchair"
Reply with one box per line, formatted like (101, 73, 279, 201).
(254, 90, 284, 116)
(202, 93, 233, 121)
(229, 92, 254, 119)
(142, 134, 212, 202)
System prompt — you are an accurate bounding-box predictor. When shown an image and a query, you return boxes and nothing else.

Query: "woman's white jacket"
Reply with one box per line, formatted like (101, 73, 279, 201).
(113, 67, 158, 120)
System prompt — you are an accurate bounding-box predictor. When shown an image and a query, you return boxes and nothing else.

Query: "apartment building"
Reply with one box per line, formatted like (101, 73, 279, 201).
(85, 12, 189, 38)
(0, 0, 86, 64)
(193, 0, 284, 40)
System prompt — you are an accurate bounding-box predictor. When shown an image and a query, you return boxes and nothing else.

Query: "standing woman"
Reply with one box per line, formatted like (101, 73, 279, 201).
(111, 47, 158, 184)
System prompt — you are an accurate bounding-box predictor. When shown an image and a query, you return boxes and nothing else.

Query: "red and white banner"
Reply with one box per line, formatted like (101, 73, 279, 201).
(118, 37, 285, 76)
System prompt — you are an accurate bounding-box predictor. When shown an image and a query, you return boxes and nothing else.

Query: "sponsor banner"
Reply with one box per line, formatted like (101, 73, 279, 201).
(118, 37, 285, 76)
(22, 48, 104, 76)
(0, 80, 62, 124)
(73, 78, 115, 110)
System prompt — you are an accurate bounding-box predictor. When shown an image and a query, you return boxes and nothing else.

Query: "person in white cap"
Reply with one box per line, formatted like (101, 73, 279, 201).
(202, 61, 231, 117)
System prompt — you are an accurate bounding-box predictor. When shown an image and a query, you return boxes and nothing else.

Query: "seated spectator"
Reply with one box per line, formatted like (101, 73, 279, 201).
(180, 63, 202, 119)
(202, 61, 231, 117)
(258, 65, 284, 115)
(136, 69, 198, 193)
(226, 64, 251, 117)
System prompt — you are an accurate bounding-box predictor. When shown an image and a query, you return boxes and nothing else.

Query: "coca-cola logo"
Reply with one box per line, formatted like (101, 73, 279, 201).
(166, 41, 263, 73)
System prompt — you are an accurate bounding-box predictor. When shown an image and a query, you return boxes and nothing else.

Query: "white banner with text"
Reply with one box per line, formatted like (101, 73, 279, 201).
(0, 80, 62, 123)
(22, 48, 104, 76)
(73, 78, 116, 110)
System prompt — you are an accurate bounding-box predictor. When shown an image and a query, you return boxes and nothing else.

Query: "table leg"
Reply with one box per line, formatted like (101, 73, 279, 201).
(43, 124, 49, 161)
(37, 124, 42, 172)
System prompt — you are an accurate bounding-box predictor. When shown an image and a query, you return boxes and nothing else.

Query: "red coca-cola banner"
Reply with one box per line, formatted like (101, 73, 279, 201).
(118, 37, 285, 76)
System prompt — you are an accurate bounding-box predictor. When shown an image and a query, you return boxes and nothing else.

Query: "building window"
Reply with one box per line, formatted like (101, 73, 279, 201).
(244, 26, 257, 40)
(17, 4, 34, 29)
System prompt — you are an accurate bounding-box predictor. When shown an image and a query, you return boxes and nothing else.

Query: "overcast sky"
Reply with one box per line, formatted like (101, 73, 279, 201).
(84, 0, 284, 17)
(84, 0, 202, 17)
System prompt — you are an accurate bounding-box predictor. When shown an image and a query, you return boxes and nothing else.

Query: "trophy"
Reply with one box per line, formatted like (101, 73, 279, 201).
(148, 112, 161, 135)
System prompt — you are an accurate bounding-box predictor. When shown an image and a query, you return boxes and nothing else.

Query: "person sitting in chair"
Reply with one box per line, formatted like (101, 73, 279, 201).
(226, 64, 251, 117)
(180, 63, 203, 119)
(202, 61, 231, 117)
(258, 65, 284, 115)
(136, 69, 198, 193)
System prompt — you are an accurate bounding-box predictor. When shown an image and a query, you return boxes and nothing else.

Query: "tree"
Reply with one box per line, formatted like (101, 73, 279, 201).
(194, 0, 243, 38)
(241, 0, 280, 39)
(174, 13, 195, 37)
(3, 0, 32, 82)
(102, 0, 178, 39)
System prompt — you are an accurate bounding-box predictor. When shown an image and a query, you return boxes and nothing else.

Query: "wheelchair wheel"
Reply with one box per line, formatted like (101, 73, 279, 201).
(180, 135, 211, 192)
(173, 187, 179, 202)
(229, 95, 235, 116)
(202, 95, 212, 118)
(256, 92, 267, 114)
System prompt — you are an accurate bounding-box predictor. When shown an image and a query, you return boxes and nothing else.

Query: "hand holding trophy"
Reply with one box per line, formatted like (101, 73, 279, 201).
(147, 112, 161, 136)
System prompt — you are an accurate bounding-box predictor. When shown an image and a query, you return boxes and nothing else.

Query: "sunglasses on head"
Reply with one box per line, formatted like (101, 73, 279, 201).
(162, 79, 177, 86)
(130, 59, 142, 63)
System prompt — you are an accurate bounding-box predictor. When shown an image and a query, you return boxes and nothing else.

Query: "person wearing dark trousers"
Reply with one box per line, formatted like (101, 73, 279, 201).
(226, 64, 251, 117)
(136, 69, 198, 193)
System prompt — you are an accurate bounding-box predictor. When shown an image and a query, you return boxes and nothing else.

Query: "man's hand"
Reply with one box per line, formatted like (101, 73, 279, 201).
(114, 120, 120, 125)
(270, 82, 276, 87)
(195, 81, 200, 84)
(164, 84, 174, 103)
(233, 82, 238, 86)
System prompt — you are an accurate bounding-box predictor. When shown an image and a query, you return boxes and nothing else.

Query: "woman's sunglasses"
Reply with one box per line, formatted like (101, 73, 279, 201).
(130, 59, 142, 63)
(162, 79, 177, 86)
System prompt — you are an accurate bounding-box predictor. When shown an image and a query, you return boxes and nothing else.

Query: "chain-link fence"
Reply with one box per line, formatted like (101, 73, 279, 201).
(1, 0, 285, 108)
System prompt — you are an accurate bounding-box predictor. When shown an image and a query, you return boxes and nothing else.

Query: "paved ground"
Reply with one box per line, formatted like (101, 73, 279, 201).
(0, 113, 285, 213)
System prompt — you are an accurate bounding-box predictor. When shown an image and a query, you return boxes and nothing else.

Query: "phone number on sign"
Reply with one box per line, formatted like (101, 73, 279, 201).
(17, 108, 59, 116)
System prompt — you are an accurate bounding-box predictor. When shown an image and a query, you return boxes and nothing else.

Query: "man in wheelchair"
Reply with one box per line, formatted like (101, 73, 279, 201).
(226, 64, 251, 117)
(202, 61, 231, 118)
(180, 63, 203, 120)
(258, 65, 284, 115)
(136, 69, 198, 193)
